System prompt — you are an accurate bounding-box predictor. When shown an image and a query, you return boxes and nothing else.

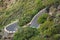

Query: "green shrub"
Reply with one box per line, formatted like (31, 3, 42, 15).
(13, 27, 39, 40)
(38, 20, 54, 32)
(37, 13, 48, 24)
(38, 21, 60, 40)
(53, 34, 60, 40)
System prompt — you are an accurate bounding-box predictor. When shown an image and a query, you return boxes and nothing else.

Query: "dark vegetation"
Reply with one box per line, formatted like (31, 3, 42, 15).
(13, 27, 39, 40)
(37, 6, 60, 40)
(37, 13, 48, 24)
(0, 0, 60, 28)
(0, 0, 60, 40)
(14, 3, 60, 40)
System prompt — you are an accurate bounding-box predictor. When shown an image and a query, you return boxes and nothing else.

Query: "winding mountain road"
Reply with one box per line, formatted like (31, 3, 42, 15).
(4, 8, 47, 32)
(29, 8, 47, 28)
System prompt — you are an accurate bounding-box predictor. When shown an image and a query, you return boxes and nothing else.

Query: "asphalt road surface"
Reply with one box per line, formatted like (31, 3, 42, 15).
(30, 8, 46, 28)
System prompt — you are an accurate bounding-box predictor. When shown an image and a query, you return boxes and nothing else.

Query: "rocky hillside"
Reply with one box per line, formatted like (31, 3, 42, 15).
(0, 0, 17, 10)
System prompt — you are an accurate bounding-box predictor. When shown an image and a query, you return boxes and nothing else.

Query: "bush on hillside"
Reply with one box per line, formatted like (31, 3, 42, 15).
(37, 13, 48, 24)
(38, 21, 60, 40)
(13, 27, 39, 40)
